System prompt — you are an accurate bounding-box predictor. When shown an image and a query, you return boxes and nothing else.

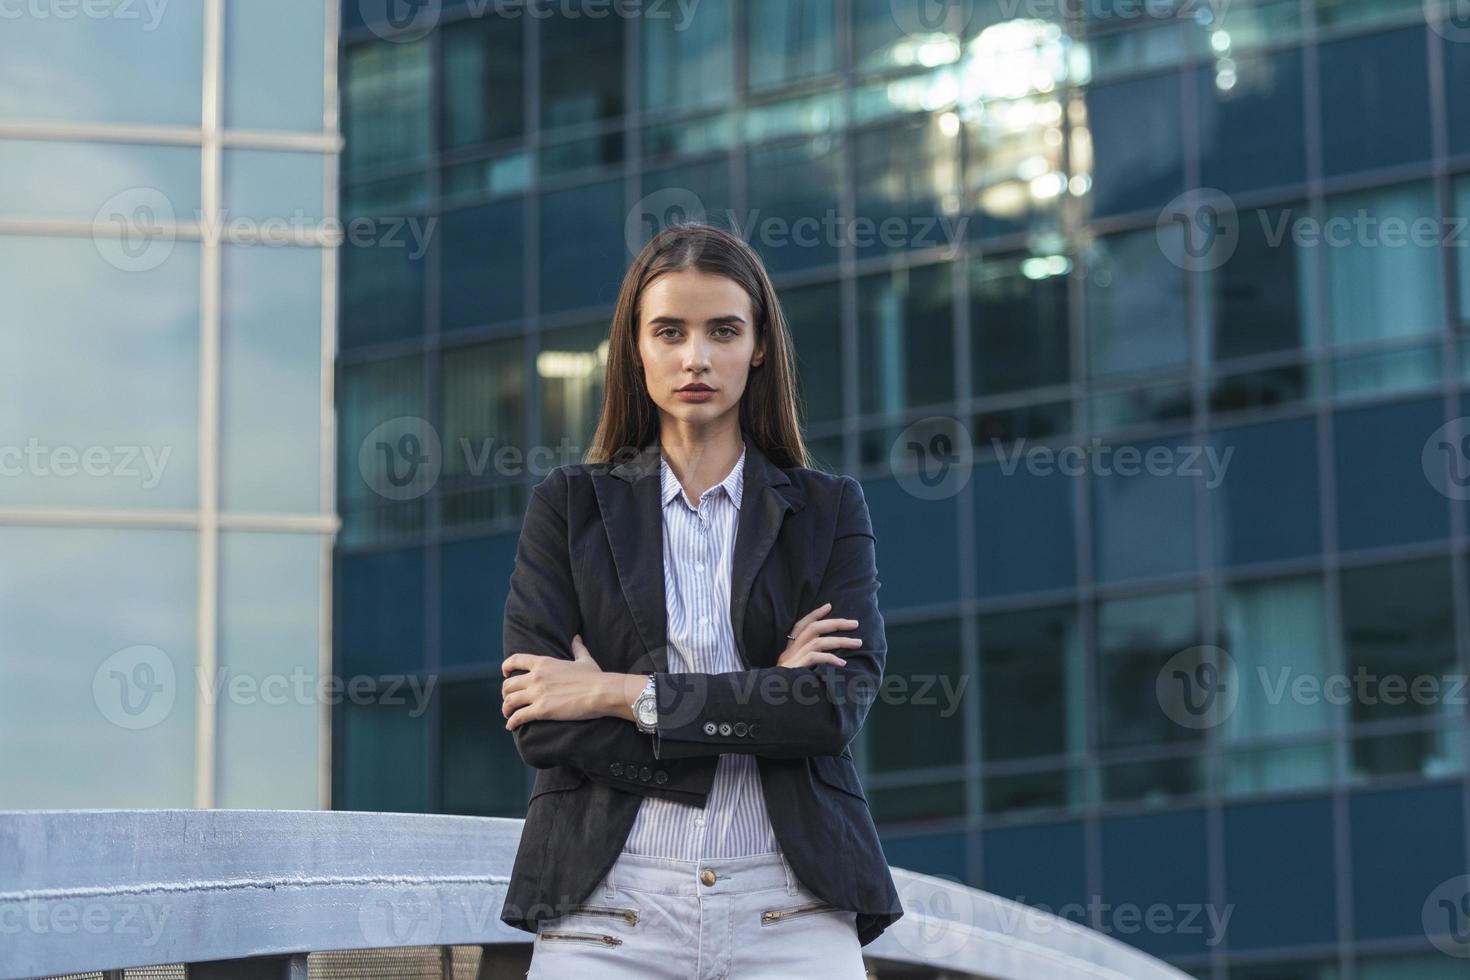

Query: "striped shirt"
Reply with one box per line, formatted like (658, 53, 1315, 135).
(621, 441, 783, 860)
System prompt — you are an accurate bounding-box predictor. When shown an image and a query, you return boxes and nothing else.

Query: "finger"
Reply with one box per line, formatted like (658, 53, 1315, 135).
(809, 617, 860, 635)
(502, 654, 524, 676)
(501, 689, 529, 719)
(795, 652, 849, 668)
(571, 634, 592, 660)
(791, 602, 833, 635)
(505, 703, 536, 731)
(808, 636, 864, 651)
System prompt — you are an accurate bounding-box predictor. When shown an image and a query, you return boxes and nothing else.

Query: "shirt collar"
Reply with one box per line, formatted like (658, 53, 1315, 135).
(660, 441, 746, 510)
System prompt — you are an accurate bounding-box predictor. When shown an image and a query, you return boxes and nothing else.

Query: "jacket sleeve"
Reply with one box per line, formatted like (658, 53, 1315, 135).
(648, 475, 886, 761)
(503, 466, 676, 786)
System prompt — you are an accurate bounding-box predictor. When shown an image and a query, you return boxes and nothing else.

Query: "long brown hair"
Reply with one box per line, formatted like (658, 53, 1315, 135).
(585, 221, 809, 469)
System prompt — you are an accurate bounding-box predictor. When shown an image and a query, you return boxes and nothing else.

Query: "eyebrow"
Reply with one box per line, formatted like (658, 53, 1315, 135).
(647, 315, 747, 327)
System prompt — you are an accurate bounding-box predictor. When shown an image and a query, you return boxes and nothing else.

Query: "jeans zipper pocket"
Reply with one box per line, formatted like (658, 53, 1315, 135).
(759, 899, 840, 925)
(565, 904, 639, 926)
(540, 930, 624, 947)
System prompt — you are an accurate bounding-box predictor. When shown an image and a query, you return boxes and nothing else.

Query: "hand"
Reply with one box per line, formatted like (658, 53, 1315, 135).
(502, 634, 606, 731)
(777, 602, 862, 670)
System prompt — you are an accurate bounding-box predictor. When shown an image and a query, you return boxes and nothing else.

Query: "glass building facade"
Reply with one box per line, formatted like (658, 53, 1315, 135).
(336, 0, 1470, 975)
(0, 1, 340, 810)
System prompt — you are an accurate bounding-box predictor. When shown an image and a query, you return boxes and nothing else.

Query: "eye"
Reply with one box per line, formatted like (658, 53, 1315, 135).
(714, 325, 738, 338)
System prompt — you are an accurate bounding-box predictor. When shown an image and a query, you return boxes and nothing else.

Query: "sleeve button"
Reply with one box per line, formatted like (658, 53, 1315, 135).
(702, 721, 718, 736)
(733, 722, 748, 737)
(610, 762, 623, 776)
(718, 722, 733, 736)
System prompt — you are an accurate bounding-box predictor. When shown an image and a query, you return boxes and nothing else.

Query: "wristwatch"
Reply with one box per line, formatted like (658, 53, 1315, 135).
(632, 673, 658, 733)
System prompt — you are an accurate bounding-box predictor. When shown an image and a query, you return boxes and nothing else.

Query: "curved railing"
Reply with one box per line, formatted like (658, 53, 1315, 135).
(0, 809, 1193, 980)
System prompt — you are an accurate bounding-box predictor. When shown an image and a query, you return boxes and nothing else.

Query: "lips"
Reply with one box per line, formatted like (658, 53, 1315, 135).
(677, 385, 713, 392)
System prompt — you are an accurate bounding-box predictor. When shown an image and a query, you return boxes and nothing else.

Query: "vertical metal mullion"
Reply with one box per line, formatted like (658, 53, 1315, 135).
(424, 19, 446, 813)
(195, 0, 226, 811)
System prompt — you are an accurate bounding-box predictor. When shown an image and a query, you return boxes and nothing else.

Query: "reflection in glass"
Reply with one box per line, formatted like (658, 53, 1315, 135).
(747, 0, 835, 91)
(217, 531, 323, 808)
(1086, 227, 1188, 377)
(0, 3, 203, 126)
(1097, 589, 1198, 748)
(856, 263, 956, 413)
(867, 619, 964, 772)
(1091, 435, 1199, 582)
(0, 140, 200, 223)
(0, 527, 197, 808)
(980, 604, 1083, 761)
(778, 279, 842, 423)
(969, 252, 1070, 395)
(1323, 181, 1444, 344)
(0, 236, 199, 510)
(336, 356, 427, 545)
(440, 198, 524, 330)
(1197, 49, 1306, 194)
(225, 0, 325, 132)
(643, 0, 732, 114)
(745, 137, 841, 274)
(342, 39, 431, 175)
(1204, 202, 1312, 362)
(1341, 557, 1456, 729)
(441, 14, 523, 149)
(1083, 70, 1184, 218)
(962, 94, 1067, 240)
(852, 114, 961, 259)
(541, 12, 624, 129)
(1319, 26, 1432, 178)
(539, 180, 625, 314)
(221, 245, 322, 514)
(540, 321, 609, 456)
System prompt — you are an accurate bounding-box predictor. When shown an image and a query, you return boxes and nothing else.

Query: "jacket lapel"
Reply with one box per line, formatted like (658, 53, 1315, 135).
(590, 430, 807, 672)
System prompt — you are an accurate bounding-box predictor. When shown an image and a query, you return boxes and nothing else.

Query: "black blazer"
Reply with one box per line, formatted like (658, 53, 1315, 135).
(497, 431, 904, 947)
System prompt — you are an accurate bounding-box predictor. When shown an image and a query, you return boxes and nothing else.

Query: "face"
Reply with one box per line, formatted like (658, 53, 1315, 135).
(636, 267, 764, 428)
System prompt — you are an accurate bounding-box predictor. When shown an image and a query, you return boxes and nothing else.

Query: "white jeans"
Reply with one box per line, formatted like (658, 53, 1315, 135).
(526, 848, 869, 980)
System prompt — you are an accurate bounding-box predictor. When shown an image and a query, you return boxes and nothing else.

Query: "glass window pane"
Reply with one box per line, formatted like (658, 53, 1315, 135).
(0, 236, 199, 510)
(337, 356, 428, 544)
(1333, 397, 1448, 551)
(642, 0, 732, 114)
(980, 604, 1083, 761)
(1091, 435, 1199, 582)
(1341, 557, 1456, 729)
(440, 679, 527, 816)
(1350, 784, 1466, 942)
(225, 0, 325, 132)
(222, 149, 326, 225)
(747, 0, 835, 92)
(1097, 589, 1199, 749)
(852, 114, 962, 260)
(440, 336, 527, 479)
(1323, 181, 1444, 344)
(1319, 26, 1432, 179)
(339, 217, 430, 349)
(745, 137, 842, 274)
(867, 781, 964, 821)
(1205, 202, 1312, 361)
(778, 279, 842, 424)
(217, 531, 325, 809)
(1197, 48, 1305, 194)
(856, 262, 955, 413)
(1218, 574, 1334, 746)
(1084, 71, 1185, 218)
(336, 698, 430, 813)
(540, 321, 609, 455)
(1358, 954, 1470, 980)
(1223, 797, 1338, 950)
(1454, 175, 1470, 327)
(0, 3, 204, 126)
(337, 547, 426, 678)
(1099, 809, 1211, 958)
(539, 179, 625, 314)
(969, 251, 1070, 395)
(1085, 227, 1189, 377)
(441, 198, 525, 330)
(972, 458, 1077, 598)
(1450, 36, 1470, 158)
(220, 244, 322, 514)
(0, 140, 200, 223)
(1211, 416, 1321, 566)
(863, 477, 962, 609)
(342, 38, 431, 175)
(982, 822, 1088, 918)
(867, 619, 964, 772)
(440, 534, 517, 670)
(541, 11, 624, 129)
(441, 14, 524, 149)
(639, 158, 735, 235)
(0, 527, 196, 809)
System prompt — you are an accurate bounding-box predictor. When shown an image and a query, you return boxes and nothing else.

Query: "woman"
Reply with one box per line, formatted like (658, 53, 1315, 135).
(498, 222, 903, 978)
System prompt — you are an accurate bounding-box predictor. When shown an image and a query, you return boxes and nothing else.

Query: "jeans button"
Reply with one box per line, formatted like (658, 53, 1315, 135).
(700, 868, 717, 886)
